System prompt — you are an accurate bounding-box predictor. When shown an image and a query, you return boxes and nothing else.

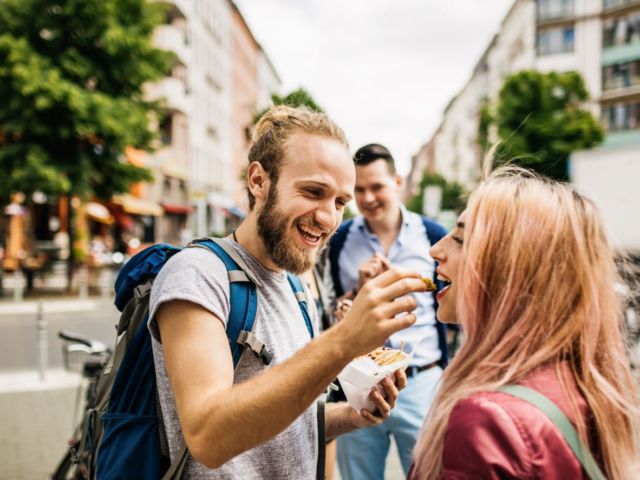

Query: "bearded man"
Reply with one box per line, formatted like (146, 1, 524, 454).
(149, 106, 429, 478)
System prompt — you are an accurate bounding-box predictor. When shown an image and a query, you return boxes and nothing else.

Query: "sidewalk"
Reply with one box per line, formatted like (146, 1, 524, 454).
(0, 297, 100, 316)
(0, 369, 83, 480)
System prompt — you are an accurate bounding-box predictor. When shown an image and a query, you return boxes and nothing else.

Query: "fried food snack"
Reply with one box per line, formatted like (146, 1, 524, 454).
(422, 277, 437, 292)
(366, 347, 408, 366)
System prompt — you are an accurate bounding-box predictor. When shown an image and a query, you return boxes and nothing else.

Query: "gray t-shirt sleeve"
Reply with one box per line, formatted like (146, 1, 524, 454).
(148, 247, 230, 343)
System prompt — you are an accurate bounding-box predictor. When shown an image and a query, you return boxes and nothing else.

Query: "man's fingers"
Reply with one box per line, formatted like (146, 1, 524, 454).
(359, 409, 383, 425)
(365, 267, 421, 290)
(378, 254, 391, 270)
(368, 390, 391, 418)
(379, 377, 399, 410)
(379, 294, 418, 318)
(379, 313, 417, 336)
(394, 369, 408, 391)
(379, 277, 426, 302)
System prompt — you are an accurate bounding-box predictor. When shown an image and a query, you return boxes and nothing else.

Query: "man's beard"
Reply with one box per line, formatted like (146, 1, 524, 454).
(257, 184, 329, 274)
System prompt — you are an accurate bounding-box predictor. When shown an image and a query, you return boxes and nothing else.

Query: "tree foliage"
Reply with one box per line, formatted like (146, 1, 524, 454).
(480, 70, 604, 181)
(406, 172, 467, 215)
(253, 87, 324, 124)
(0, 0, 173, 205)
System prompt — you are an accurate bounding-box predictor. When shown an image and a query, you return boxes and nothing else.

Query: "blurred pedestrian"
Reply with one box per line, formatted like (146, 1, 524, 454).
(410, 167, 639, 479)
(328, 143, 450, 479)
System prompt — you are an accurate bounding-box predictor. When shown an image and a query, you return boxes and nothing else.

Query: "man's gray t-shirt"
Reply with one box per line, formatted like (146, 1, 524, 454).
(148, 239, 319, 479)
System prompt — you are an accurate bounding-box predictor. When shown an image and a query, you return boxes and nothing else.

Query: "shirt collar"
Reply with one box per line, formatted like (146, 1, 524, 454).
(355, 204, 411, 244)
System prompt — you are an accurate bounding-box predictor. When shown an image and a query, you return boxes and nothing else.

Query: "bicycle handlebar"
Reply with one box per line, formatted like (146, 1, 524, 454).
(58, 330, 110, 353)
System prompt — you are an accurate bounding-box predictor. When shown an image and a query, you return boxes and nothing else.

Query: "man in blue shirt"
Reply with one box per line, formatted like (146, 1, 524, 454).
(329, 143, 448, 479)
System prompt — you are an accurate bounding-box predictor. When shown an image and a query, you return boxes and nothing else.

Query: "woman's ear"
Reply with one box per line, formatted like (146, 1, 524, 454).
(247, 161, 270, 204)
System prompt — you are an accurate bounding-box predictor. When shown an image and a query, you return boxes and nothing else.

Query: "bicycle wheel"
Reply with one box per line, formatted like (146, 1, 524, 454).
(51, 448, 73, 480)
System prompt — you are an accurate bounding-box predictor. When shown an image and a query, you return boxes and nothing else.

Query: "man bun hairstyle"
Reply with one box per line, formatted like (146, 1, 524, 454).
(247, 105, 349, 209)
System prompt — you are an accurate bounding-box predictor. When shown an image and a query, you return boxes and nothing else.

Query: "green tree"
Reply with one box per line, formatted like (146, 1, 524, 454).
(254, 87, 324, 124)
(0, 0, 173, 205)
(480, 70, 604, 181)
(406, 172, 467, 216)
(0, 0, 172, 289)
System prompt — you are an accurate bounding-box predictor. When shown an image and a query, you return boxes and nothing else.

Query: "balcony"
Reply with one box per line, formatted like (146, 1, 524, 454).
(537, 0, 575, 24)
(602, 60, 640, 99)
(154, 25, 191, 66)
(602, 43, 640, 66)
(603, 0, 640, 14)
(601, 100, 640, 132)
(145, 77, 191, 114)
(156, 147, 188, 181)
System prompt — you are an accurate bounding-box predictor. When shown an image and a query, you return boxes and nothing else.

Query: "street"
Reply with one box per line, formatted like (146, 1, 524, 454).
(0, 299, 118, 372)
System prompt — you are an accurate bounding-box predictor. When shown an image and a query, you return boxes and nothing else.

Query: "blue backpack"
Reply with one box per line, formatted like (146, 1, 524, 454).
(79, 238, 314, 479)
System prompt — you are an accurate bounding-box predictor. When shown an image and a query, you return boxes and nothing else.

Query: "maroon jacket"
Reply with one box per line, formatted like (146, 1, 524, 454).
(410, 363, 603, 479)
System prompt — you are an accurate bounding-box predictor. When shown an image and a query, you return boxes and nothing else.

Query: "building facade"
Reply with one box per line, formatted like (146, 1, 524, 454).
(408, 0, 640, 252)
(144, 0, 280, 244)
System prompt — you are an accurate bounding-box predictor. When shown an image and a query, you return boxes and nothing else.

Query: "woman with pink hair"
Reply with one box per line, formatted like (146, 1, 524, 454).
(410, 167, 639, 479)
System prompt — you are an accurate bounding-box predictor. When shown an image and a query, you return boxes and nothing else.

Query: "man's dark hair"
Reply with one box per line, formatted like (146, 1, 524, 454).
(353, 143, 396, 175)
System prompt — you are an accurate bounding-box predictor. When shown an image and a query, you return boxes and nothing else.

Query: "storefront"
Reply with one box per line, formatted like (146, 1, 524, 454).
(111, 194, 163, 256)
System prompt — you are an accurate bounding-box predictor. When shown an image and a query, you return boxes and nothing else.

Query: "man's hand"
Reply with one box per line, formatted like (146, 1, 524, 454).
(334, 298, 352, 322)
(358, 253, 390, 289)
(351, 369, 408, 427)
(325, 369, 409, 440)
(331, 267, 426, 357)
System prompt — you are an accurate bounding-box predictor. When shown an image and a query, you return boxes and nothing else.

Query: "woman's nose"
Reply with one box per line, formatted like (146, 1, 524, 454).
(429, 241, 444, 263)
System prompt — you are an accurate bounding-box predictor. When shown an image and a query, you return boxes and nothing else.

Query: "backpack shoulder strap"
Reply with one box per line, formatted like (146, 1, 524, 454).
(286, 273, 314, 339)
(420, 216, 450, 367)
(190, 238, 266, 367)
(498, 385, 606, 480)
(421, 215, 448, 247)
(328, 219, 353, 298)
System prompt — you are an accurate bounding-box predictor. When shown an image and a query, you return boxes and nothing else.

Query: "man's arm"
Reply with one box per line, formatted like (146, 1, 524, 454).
(157, 268, 426, 469)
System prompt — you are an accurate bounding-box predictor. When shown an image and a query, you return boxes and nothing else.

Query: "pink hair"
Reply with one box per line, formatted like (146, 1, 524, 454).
(413, 168, 639, 479)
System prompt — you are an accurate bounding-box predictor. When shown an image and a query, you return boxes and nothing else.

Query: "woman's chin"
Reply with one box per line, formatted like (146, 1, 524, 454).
(437, 312, 458, 324)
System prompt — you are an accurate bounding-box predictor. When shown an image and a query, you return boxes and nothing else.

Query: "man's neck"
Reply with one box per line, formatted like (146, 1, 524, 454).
(232, 216, 283, 273)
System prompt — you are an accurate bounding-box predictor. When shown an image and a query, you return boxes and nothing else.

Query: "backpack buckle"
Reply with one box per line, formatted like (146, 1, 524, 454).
(134, 281, 152, 300)
(237, 330, 273, 365)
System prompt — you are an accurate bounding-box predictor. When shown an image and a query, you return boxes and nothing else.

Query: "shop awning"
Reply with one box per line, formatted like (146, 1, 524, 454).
(86, 202, 114, 224)
(161, 202, 194, 214)
(112, 194, 163, 216)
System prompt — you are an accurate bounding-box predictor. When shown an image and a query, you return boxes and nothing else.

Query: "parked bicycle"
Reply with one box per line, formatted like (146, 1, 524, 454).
(51, 330, 111, 480)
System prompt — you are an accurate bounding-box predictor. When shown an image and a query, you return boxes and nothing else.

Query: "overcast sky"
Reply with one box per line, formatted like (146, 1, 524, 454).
(235, 0, 515, 175)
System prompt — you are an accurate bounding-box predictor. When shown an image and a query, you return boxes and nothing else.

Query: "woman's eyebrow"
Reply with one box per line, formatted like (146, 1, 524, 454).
(457, 222, 465, 229)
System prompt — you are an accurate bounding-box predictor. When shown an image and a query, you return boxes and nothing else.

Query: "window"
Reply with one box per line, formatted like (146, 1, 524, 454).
(604, 0, 640, 10)
(537, 26, 575, 55)
(163, 178, 172, 197)
(603, 60, 640, 89)
(160, 115, 173, 146)
(537, 0, 574, 21)
(602, 101, 640, 131)
(603, 13, 640, 47)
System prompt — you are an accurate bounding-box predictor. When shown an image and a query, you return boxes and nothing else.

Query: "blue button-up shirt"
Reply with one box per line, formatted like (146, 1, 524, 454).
(337, 205, 441, 367)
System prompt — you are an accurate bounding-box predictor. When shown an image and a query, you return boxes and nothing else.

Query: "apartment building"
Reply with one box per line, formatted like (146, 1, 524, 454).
(143, 0, 280, 244)
(408, 0, 640, 252)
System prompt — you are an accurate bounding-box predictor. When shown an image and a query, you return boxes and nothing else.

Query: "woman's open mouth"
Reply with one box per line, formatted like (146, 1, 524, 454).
(435, 272, 452, 301)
